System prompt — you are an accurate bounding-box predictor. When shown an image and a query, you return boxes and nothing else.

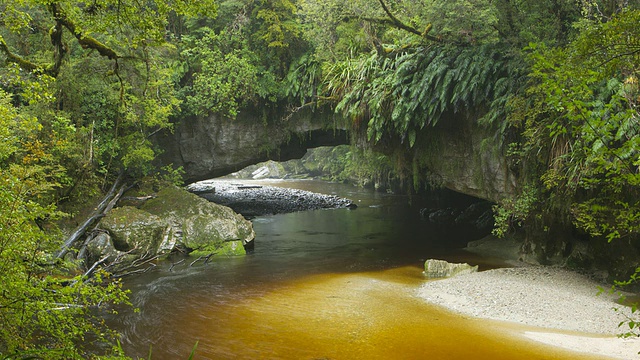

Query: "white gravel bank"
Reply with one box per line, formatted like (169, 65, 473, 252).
(418, 265, 640, 359)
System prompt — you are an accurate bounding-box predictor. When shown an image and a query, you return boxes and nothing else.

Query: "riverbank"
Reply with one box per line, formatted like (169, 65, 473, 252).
(418, 264, 640, 359)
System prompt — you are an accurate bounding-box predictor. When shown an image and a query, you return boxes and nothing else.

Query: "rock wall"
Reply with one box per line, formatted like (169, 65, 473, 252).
(415, 112, 517, 203)
(157, 107, 516, 203)
(156, 107, 349, 184)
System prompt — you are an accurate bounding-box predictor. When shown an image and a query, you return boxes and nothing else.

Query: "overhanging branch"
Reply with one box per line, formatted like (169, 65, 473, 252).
(344, 0, 439, 43)
(0, 37, 45, 73)
(49, 3, 120, 60)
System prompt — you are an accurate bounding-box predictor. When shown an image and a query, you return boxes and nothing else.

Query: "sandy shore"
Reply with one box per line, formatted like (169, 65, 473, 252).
(418, 265, 640, 359)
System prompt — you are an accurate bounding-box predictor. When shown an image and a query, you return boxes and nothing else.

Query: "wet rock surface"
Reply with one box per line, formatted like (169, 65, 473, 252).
(423, 259, 479, 278)
(188, 180, 357, 217)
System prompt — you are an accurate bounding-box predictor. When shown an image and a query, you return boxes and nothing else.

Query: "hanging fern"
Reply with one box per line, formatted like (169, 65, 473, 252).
(324, 42, 526, 146)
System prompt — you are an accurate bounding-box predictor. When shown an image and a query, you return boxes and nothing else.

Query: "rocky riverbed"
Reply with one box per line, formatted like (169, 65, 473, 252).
(187, 179, 356, 217)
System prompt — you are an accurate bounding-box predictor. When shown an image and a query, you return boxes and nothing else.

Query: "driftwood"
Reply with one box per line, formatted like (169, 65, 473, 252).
(169, 259, 185, 272)
(56, 173, 125, 259)
(189, 253, 214, 267)
(84, 256, 109, 278)
(120, 195, 156, 202)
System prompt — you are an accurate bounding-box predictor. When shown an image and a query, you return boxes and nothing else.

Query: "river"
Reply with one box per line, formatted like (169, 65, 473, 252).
(110, 180, 604, 359)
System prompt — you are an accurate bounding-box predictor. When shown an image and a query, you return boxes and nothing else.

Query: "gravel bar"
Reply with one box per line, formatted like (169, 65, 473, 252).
(418, 265, 640, 359)
(188, 179, 356, 217)
(418, 265, 630, 335)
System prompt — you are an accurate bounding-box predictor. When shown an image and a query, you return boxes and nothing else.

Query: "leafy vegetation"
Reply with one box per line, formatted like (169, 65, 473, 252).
(0, 88, 131, 358)
(0, 0, 216, 358)
(495, 6, 640, 248)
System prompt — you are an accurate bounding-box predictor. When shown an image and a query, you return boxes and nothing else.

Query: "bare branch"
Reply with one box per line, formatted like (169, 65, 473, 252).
(57, 172, 125, 259)
(82, 256, 110, 280)
(169, 259, 185, 271)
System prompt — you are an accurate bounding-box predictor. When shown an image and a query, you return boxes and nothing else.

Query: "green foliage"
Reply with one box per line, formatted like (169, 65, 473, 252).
(0, 0, 207, 187)
(608, 268, 640, 338)
(0, 90, 131, 359)
(255, 0, 300, 49)
(492, 0, 581, 46)
(510, 7, 640, 335)
(0, 1, 223, 357)
(181, 29, 266, 118)
(492, 186, 538, 238)
(423, 0, 499, 43)
(519, 9, 640, 242)
(325, 43, 523, 146)
(284, 53, 322, 106)
(297, 0, 383, 62)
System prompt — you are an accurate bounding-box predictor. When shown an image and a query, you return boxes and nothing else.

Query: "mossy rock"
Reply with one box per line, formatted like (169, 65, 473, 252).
(140, 186, 255, 253)
(190, 240, 246, 257)
(100, 206, 171, 255)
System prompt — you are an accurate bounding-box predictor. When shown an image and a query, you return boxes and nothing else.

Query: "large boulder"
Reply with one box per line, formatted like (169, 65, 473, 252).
(86, 186, 255, 267)
(139, 186, 255, 255)
(84, 232, 124, 265)
(99, 206, 172, 256)
(424, 259, 478, 278)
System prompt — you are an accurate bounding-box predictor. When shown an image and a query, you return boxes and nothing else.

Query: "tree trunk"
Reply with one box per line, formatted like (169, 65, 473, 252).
(56, 173, 125, 259)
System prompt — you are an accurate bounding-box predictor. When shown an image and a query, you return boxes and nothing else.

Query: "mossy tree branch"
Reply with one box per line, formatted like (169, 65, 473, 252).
(343, 0, 439, 43)
(49, 3, 120, 60)
(1, 3, 120, 78)
(0, 37, 45, 73)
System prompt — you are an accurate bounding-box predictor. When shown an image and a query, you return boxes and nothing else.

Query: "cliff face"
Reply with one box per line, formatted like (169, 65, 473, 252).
(156, 107, 349, 184)
(157, 108, 516, 203)
(415, 113, 517, 203)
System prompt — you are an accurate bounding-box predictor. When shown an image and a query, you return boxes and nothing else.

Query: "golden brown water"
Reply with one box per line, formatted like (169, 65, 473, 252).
(121, 266, 610, 359)
(112, 181, 613, 359)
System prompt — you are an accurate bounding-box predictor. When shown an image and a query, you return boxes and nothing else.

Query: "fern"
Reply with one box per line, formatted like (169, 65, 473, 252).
(323, 42, 525, 147)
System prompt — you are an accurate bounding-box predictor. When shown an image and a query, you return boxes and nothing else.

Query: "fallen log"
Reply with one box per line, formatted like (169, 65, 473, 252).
(56, 173, 124, 259)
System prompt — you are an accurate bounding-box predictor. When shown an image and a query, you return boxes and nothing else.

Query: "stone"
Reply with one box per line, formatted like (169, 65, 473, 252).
(89, 186, 255, 269)
(140, 186, 255, 253)
(155, 107, 349, 184)
(84, 232, 121, 264)
(424, 259, 478, 278)
(191, 240, 245, 257)
(99, 206, 172, 256)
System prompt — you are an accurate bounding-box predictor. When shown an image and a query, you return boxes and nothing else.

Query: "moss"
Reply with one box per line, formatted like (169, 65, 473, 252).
(190, 240, 245, 257)
(141, 185, 255, 252)
(141, 186, 232, 221)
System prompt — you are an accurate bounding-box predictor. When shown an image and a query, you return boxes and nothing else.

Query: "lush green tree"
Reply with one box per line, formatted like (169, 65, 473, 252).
(0, 1, 218, 357)
(490, 5, 640, 333)
(423, 0, 499, 43)
(505, 8, 640, 243)
(1, 0, 217, 182)
(0, 87, 131, 358)
(492, 0, 581, 47)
